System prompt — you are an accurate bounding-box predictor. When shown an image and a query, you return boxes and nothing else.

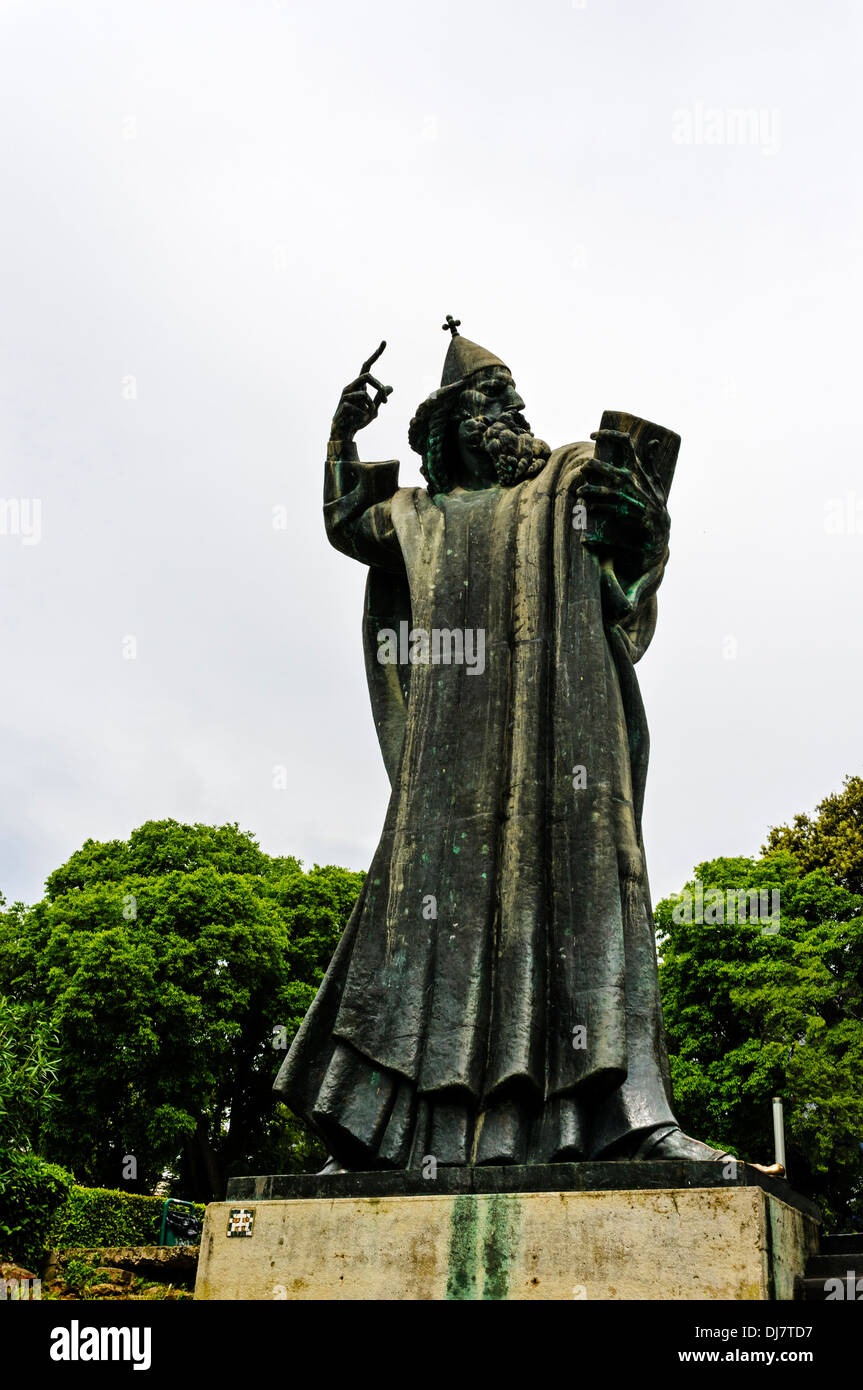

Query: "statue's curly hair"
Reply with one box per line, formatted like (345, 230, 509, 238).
(408, 381, 463, 496)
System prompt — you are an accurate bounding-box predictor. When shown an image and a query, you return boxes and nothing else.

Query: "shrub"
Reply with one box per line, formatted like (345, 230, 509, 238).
(0, 1151, 75, 1268)
(47, 1186, 205, 1249)
(61, 1256, 104, 1294)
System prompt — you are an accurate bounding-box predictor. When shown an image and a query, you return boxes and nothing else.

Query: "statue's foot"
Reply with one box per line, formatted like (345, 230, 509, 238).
(634, 1125, 734, 1162)
(634, 1125, 785, 1175)
(317, 1155, 351, 1175)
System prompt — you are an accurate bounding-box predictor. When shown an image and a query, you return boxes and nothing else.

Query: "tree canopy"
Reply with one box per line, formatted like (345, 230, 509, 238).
(656, 782, 863, 1229)
(0, 820, 363, 1200)
(764, 773, 863, 896)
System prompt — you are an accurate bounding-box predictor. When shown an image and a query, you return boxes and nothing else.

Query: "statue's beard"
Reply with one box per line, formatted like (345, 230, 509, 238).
(459, 411, 551, 486)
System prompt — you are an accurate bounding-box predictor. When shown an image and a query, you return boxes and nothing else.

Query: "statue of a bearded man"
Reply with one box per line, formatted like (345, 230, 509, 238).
(275, 319, 734, 1172)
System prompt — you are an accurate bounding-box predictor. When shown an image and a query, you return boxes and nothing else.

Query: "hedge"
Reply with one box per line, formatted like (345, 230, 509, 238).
(0, 1162, 206, 1268)
(0, 1151, 76, 1269)
(47, 1186, 206, 1250)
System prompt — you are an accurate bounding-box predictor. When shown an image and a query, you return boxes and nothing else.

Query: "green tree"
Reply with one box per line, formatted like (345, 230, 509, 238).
(0, 821, 363, 1201)
(656, 852, 863, 1228)
(0, 962, 75, 1267)
(0, 993, 61, 1156)
(764, 774, 863, 895)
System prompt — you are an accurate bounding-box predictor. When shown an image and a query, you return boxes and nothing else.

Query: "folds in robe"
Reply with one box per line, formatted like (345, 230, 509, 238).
(275, 431, 681, 1167)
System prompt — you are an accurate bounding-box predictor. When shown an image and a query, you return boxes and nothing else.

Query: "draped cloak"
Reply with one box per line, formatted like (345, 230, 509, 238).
(274, 439, 680, 1167)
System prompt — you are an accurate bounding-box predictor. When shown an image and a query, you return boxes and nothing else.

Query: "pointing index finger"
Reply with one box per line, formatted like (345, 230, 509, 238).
(361, 340, 387, 375)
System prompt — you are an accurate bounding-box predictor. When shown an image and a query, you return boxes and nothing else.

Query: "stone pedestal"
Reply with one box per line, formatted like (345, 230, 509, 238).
(194, 1163, 819, 1301)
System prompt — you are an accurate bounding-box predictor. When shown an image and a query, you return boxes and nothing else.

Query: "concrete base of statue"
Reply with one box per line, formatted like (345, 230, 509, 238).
(194, 1162, 819, 1301)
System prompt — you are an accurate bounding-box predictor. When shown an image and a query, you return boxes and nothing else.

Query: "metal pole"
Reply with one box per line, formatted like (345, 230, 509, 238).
(772, 1097, 786, 1171)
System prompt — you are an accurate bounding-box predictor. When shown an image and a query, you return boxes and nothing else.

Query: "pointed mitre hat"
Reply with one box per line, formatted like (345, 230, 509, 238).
(409, 317, 509, 460)
(440, 322, 508, 388)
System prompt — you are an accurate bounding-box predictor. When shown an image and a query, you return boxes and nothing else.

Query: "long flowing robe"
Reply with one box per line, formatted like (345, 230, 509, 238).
(274, 439, 679, 1167)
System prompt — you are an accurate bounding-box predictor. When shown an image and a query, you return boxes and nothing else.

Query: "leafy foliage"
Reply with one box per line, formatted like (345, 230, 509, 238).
(0, 994, 62, 1154)
(0, 1152, 74, 1268)
(47, 1186, 206, 1249)
(0, 820, 362, 1200)
(764, 774, 863, 895)
(0, 988, 74, 1266)
(656, 850, 863, 1229)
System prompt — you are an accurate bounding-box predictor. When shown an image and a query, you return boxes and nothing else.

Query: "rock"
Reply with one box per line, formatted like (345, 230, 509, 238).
(57, 1246, 198, 1279)
(92, 1267, 134, 1286)
(0, 1261, 37, 1283)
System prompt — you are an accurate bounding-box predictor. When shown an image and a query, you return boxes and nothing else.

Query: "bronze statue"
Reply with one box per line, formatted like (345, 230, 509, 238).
(275, 320, 743, 1172)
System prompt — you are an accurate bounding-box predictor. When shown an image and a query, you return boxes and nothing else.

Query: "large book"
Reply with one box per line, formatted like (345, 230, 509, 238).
(594, 410, 681, 500)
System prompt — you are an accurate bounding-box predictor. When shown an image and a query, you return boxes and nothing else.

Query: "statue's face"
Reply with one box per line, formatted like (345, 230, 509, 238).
(459, 367, 526, 426)
(455, 367, 551, 486)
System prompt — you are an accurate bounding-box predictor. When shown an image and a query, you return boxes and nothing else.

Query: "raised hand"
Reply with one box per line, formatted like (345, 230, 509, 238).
(330, 341, 393, 443)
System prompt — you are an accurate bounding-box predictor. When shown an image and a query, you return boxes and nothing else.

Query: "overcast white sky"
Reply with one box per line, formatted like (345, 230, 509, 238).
(0, 0, 861, 907)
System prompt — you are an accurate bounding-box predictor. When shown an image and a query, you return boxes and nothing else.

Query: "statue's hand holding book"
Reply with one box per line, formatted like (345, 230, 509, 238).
(576, 421, 671, 574)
